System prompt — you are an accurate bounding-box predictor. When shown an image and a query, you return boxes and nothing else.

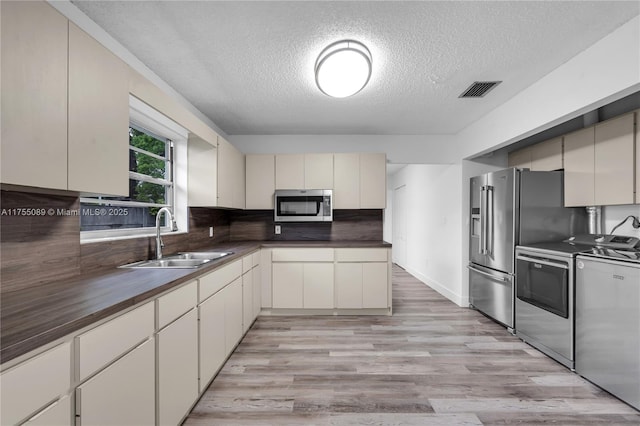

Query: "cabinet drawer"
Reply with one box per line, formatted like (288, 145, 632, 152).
(199, 259, 242, 302)
(335, 248, 388, 262)
(1, 342, 71, 426)
(77, 302, 154, 381)
(157, 281, 197, 330)
(23, 395, 71, 426)
(272, 248, 334, 262)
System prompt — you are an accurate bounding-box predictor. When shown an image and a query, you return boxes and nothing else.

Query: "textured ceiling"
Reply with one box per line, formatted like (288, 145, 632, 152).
(72, 1, 638, 136)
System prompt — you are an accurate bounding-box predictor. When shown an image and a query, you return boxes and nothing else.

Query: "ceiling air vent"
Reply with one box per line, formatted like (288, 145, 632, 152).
(459, 81, 501, 98)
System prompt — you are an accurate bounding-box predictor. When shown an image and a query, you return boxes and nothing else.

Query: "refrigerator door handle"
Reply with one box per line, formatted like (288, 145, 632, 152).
(480, 186, 487, 254)
(486, 185, 494, 256)
(467, 264, 508, 282)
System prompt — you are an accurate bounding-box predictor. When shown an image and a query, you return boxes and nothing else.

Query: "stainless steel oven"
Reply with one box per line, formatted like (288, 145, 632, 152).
(515, 242, 587, 369)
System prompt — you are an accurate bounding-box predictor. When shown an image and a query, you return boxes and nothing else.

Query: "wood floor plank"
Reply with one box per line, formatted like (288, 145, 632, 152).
(185, 265, 640, 424)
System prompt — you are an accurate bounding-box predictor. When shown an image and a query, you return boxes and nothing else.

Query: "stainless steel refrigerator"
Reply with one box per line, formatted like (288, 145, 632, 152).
(468, 168, 586, 329)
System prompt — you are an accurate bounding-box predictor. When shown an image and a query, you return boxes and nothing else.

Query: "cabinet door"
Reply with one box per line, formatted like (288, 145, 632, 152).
(335, 263, 363, 309)
(217, 137, 234, 208)
(272, 263, 304, 308)
(252, 264, 262, 318)
(246, 154, 275, 209)
(530, 137, 563, 171)
(68, 23, 129, 196)
(360, 153, 387, 208)
(0, 342, 71, 426)
(224, 278, 244, 353)
(158, 309, 198, 426)
(334, 153, 360, 209)
(507, 147, 532, 169)
(362, 263, 389, 308)
(242, 270, 253, 333)
(233, 145, 246, 209)
(275, 154, 305, 189)
(23, 395, 71, 426)
(563, 127, 595, 207)
(304, 154, 333, 189)
(199, 291, 226, 390)
(1, 1, 68, 190)
(303, 263, 334, 309)
(594, 113, 635, 205)
(76, 339, 155, 426)
(188, 135, 218, 206)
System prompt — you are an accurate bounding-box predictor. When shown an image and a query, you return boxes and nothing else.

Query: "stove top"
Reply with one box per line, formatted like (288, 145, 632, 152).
(516, 241, 592, 257)
(565, 234, 640, 250)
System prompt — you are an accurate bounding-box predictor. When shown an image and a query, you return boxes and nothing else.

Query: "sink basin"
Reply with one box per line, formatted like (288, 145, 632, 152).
(121, 258, 211, 269)
(120, 251, 233, 269)
(173, 251, 234, 260)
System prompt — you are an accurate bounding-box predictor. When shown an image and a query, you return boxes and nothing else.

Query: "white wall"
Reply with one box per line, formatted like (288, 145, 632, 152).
(387, 164, 464, 305)
(602, 205, 640, 238)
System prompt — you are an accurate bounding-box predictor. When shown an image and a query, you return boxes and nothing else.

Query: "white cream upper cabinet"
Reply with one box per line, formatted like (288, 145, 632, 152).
(304, 154, 334, 189)
(246, 154, 276, 209)
(563, 127, 595, 207)
(507, 147, 532, 170)
(76, 339, 155, 426)
(0, 1, 68, 190)
(334, 153, 361, 209)
(275, 154, 305, 189)
(68, 23, 129, 196)
(594, 112, 635, 206)
(188, 134, 218, 206)
(530, 137, 563, 171)
(217, 137, 243, 208)
(360, 153, 386, 208)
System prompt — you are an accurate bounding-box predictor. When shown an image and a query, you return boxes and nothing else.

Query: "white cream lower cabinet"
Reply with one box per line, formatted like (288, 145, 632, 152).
(198, 289, 226, 390)
(75, 339, 155, 426)
(335, 249, 390, 309)
(157, 308, 199, 426)
(23, 396, 71, 426)
(224, 278, 244, 353)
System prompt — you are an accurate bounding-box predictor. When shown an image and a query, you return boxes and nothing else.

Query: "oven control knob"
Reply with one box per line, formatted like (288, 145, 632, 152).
(595, 235, 605, 243)
(577, 261, 584, 269)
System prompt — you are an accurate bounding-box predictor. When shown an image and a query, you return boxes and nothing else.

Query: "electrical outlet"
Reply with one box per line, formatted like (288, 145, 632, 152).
(209, 226, 214, 237)
(275, 224, 281, 235)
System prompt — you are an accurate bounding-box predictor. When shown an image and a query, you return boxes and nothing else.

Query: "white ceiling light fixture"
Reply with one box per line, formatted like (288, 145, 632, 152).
(315, 40, 372, 98)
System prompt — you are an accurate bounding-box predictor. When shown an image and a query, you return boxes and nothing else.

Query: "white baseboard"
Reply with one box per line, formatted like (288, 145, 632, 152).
(404, 266, 467, 307)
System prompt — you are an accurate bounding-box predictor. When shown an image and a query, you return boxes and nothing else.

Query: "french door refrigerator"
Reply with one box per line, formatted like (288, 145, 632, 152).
(468, 168, 586, 329)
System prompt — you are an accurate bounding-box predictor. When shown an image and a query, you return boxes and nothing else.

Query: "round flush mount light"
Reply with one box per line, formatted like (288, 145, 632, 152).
(315, 40, 372, 98)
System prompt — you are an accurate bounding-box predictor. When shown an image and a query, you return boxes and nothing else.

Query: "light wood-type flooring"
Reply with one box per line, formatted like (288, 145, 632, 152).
(184, 265, 640, 425)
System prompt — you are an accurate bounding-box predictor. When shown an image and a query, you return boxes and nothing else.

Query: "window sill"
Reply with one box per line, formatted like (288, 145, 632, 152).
(81, 229, 188, 245)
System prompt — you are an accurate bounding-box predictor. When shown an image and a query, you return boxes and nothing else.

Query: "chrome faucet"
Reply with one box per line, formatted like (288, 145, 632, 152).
(155, 207, 177, 260)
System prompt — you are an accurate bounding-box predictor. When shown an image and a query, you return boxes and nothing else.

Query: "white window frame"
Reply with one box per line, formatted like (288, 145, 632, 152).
(80, 95, 188, 243)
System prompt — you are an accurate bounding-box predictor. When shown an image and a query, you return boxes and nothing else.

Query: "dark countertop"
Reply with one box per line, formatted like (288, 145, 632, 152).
(1, 240, 390, 364)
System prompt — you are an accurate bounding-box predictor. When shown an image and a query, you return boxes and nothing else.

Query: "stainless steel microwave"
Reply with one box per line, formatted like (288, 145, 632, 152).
(274, 189, 333, 222)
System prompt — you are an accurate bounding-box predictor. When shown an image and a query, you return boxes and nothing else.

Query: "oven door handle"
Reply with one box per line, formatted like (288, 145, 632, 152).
(467, 265, 508, 282)
(516, 255, 569, 269)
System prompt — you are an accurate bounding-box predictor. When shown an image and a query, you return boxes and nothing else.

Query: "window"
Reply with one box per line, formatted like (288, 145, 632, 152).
(80, 96, 188, 241)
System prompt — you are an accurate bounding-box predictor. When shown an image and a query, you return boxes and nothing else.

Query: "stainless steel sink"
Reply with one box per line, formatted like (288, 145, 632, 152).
(174, 251, 233, 260)
(121, 258, 211, 269)
(120, 251, 233, 269)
